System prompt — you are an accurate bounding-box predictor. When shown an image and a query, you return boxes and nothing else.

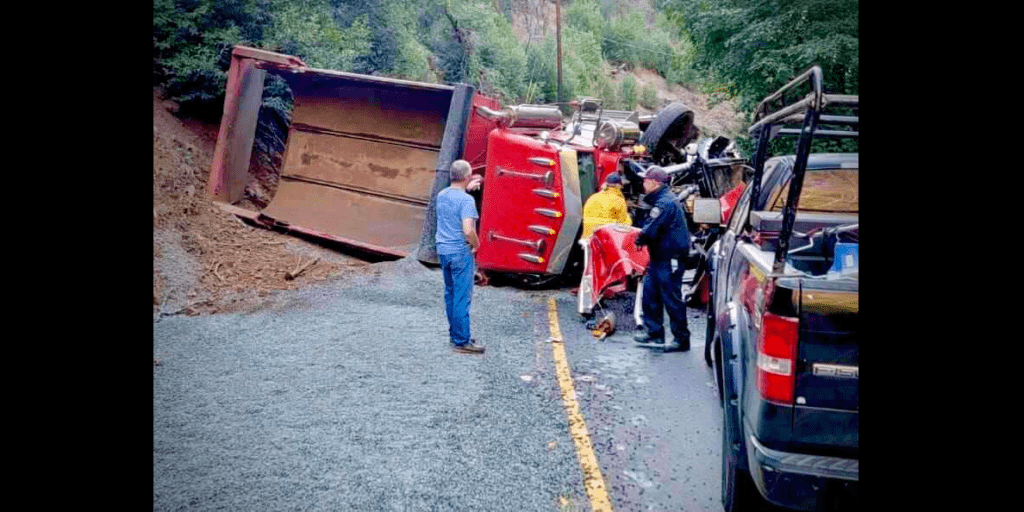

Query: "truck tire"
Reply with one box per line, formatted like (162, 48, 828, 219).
(713, 333, 724, 405)
(639, 102, 697, 166)
(704, 299, 715, 367)
(722, 443, 759, 512)
(721, 393, 759, 511)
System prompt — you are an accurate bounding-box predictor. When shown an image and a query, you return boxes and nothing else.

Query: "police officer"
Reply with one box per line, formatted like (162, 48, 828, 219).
(633, 166, 691, 352)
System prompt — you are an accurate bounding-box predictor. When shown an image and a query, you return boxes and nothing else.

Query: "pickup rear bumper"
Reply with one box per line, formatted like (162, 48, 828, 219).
(746, 434, 858, 510)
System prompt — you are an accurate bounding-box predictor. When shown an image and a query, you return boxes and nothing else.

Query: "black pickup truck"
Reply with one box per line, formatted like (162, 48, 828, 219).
(696, 67, 858, 511)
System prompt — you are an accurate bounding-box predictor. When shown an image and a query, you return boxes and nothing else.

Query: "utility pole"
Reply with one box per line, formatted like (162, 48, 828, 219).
(556, 0, 562, 106)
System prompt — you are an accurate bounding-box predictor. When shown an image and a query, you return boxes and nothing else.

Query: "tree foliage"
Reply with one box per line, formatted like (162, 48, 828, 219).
(565, 0, 693, 82)
(153, 0, 703, 113)
(153, 0, 859, 157)
(662, 0, 858, 112)
(153, 0, 255, 119)
(262, 0, 371, 71)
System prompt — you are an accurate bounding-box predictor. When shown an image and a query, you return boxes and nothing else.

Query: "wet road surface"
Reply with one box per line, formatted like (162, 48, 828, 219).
(551, 291, 724, 512)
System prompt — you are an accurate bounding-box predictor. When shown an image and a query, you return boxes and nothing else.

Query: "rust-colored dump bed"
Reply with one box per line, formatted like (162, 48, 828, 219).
(208, 46, 495, 258)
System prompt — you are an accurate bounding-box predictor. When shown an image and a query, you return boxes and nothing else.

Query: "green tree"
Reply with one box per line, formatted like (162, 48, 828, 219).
(525, 36, 558, 103)
(329, 0, 435, 79)
(662, 0, 858, 112)
(422, 0, 527, 103)
(153, 0, 259, 119)
(565, 0, 605, 36)
(153, 0, 706, 117)
(561, 27, 606, 104)
(261, 0, 371, 71)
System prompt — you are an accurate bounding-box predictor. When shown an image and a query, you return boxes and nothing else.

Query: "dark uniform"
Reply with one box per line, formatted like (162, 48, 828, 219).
(635, 173, 691, 351)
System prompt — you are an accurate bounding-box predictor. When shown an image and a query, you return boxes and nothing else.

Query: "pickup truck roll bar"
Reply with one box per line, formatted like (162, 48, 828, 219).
(744, 66, 859, 273)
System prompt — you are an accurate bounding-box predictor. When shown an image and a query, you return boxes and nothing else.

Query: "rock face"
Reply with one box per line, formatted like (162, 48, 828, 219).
(506, 0, 653, 44)
(508, 0, 558, 44)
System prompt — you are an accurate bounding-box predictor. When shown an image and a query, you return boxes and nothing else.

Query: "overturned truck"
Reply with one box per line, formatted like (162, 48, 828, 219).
(208, 46, 499, 258)
(208, 46, 743, 308)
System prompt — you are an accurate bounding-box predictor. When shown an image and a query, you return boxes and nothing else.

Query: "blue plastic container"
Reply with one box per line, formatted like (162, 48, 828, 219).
(828, 243, 858, 274)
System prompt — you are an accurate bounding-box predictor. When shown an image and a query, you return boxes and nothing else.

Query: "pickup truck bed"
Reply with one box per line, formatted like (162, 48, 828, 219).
(705, 66, 858, 511)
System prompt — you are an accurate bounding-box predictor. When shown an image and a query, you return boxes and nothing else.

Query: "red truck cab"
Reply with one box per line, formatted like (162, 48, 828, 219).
(472, 101, 647, 285)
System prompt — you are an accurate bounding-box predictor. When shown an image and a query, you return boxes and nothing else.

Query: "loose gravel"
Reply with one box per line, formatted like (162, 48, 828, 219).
(153, 256, 587, 511)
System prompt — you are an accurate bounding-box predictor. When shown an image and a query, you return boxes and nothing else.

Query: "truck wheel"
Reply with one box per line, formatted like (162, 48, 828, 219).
(713, 334, 724, 405)
(721, 398, 758, 511)
(704, 275, 715, 367)
(704, 335, 714, 367)
(722, 446, 758, 512)
(704, 307, 715, 367)
(639, 102, 697, 166)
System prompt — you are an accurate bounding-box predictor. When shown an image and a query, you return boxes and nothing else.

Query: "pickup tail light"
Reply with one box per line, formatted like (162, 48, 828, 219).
(756, 312, 799, 404)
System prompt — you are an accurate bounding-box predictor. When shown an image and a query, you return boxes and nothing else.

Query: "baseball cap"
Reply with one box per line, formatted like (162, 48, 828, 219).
(644, 167, 669, 183)
(604, 173, 623, 185)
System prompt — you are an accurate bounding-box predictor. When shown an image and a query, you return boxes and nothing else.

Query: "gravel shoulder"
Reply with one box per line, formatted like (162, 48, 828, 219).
(153, 258, 588, 511)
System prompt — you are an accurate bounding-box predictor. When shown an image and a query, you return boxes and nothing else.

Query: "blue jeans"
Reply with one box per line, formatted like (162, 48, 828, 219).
(439, 249, 474, 345)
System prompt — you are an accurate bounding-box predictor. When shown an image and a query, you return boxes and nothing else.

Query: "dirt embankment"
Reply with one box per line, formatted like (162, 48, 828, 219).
(620, 67, 744, 137)
(152, 88, 374, 320)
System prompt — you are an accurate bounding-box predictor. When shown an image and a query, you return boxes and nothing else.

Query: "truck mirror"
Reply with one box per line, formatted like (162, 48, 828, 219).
(693, 198, 722, 225)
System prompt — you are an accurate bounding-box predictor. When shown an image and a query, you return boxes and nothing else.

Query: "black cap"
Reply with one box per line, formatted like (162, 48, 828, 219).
(605, 173, 622, 185)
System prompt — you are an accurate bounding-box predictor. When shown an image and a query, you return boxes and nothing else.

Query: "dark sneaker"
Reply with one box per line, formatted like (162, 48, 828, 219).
(452, 339, 485, 354)
(633, 332, 664, 347)
(663, 339, 690, 352)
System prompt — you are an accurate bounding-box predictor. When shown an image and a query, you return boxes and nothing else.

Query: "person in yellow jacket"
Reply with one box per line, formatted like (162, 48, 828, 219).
(582, 172, 632, 238)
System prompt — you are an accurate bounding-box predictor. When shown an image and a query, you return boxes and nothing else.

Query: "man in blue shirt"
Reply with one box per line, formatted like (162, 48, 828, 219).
(435, 159, 485, 354)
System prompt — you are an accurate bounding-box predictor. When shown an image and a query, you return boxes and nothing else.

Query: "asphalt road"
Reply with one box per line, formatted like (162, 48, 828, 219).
(553, 291, 723, 512)
(153, 257, 725, 511)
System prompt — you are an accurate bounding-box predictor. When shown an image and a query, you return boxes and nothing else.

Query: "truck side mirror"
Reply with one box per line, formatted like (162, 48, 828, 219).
(692, 198, 722, 225)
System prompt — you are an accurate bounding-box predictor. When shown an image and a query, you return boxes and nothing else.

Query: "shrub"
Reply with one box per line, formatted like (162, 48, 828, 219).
(525, 37, 557, 103)
(640, 82, 658, 109)
(561, 27, 605, 102)
(594, 75, 618, 109)
(619, 74, 637, 110)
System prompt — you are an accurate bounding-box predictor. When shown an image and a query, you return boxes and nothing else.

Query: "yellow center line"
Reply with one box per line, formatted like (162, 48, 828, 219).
(548, 297, 614, 512)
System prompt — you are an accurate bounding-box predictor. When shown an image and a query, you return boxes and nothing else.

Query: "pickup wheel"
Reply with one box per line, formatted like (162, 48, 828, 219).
(639, 102, 697, 167)
(704, 331, 714, 367)
(721, 396, 759, 511)
(704, 299, 715, 367)
(722, 446, 759, 512)
(713, 334, 724, 406)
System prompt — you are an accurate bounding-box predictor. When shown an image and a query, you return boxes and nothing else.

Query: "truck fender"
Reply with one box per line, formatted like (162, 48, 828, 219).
(717, 301, 746, 399)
